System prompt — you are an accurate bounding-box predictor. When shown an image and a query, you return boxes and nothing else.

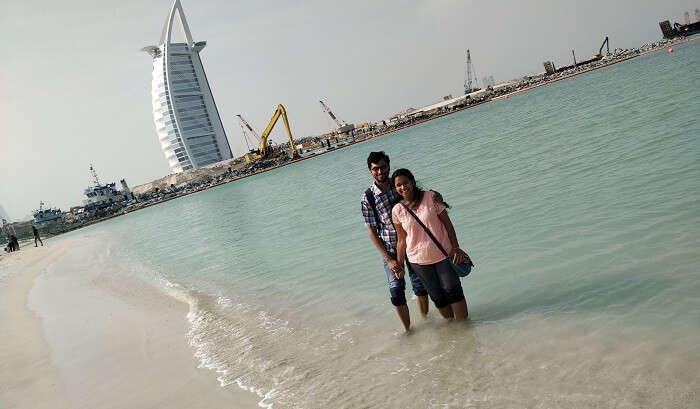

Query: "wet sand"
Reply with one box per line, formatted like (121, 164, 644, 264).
(0, 240, 260, 408)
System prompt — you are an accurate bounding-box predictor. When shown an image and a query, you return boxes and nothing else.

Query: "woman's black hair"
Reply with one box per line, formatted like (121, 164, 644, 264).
(391, 168, 416, 185)
(391, 168, 450, 208)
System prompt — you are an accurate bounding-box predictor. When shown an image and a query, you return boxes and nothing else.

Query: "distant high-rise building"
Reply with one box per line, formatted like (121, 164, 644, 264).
(142, 0, 232, 173)
(683, 11, 691, 25)
(695, 9, 700, 23)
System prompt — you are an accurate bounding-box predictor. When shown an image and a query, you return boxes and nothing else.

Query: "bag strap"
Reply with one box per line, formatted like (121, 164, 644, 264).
(400, 202, 449, 258)
(365, 187, 379, 225)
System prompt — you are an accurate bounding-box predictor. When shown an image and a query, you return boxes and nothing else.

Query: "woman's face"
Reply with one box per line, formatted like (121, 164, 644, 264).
(394, 175, 414, 200)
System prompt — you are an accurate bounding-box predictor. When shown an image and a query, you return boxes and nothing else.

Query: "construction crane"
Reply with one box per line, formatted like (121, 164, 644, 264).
(239, 122, 253, 151)
(244, 104, 299, 163)
(237, 114, 261, 151)
(319, 99, 355, 134)
(464, 49, 478, 94)
(238, 123, 256, 151)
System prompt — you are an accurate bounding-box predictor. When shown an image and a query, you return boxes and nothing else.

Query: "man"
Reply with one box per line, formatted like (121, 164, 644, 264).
(361, 151, 429, 331)
(32, 225, 43, 247)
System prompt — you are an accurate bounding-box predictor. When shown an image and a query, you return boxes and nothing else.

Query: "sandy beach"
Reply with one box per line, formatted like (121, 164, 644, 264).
(0, 238, 260, 409)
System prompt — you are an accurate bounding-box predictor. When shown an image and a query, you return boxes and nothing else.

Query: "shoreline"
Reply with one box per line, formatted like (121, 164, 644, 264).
(48, 36, 696, 235)
(0, 239, 261, 408)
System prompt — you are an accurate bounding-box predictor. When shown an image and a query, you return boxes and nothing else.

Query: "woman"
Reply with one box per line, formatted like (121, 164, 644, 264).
(391, 168, 471, 321)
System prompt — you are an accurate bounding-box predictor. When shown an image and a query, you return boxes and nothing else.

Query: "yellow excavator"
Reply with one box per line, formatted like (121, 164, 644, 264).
(244, 104, 299, 163)
(592, 36, 610, 60)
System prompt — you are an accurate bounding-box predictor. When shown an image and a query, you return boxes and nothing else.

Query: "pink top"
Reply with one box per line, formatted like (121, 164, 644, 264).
(392, 190, 452, 265)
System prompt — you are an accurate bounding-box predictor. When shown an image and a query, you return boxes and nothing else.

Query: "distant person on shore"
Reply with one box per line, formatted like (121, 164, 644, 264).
(9, 234, 20, 252)
(361, 151, 430, 332)
(2, 219, 16, 251)
(32, 225, 43, 247)
(391, 168, 472, 321)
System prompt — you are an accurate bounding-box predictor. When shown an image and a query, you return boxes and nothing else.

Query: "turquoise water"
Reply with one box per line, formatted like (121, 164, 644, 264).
(65, 41, 699, 408)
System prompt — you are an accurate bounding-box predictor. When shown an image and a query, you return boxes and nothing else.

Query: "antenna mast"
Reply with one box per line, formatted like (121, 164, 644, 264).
(89, 164, 101, 186)
(464, 49, 478, 94)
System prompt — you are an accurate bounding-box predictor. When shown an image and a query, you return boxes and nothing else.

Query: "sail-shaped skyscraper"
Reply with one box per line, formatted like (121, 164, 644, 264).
(142, 0, 232, 173)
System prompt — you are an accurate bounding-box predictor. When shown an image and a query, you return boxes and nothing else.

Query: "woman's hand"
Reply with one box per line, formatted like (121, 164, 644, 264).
(450, 247, 468, 265)
(393, 221, 409, 279)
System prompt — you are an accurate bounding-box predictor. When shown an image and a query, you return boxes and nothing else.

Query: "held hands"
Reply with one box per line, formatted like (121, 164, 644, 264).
(387, 258, 405, 279)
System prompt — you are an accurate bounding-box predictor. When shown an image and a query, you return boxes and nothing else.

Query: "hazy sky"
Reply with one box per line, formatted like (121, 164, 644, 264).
(1, 0, 697, 220)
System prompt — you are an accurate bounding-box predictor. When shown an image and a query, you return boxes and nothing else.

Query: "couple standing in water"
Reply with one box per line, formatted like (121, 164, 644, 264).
(361, 151, 473, 331)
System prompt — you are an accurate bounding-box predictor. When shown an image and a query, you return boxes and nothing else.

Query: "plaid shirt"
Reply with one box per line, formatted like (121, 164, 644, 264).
(361, 183, 401, 253)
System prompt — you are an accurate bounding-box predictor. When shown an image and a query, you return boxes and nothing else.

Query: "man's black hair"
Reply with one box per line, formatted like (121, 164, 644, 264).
(367, 151, 390, 169)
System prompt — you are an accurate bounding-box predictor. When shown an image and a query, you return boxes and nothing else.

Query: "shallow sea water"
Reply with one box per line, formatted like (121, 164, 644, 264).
(58, 40, 699, 408)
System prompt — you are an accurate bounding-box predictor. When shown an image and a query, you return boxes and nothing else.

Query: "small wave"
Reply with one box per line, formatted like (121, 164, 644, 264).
(182, 288, 294, 408)
(141, 274, 280, 407)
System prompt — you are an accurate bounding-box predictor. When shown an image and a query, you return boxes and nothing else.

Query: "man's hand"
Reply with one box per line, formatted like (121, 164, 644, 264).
(431, 190, 444, 204)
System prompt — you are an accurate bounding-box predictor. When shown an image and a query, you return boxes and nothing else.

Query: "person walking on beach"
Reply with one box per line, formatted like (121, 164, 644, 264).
(361, 151, 429, 332)
(391, 168, 472, 321)
(32, 225, 43, 247)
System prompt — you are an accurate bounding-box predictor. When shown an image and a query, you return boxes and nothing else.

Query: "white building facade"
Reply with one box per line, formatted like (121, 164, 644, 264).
(142, 0, 232, 173)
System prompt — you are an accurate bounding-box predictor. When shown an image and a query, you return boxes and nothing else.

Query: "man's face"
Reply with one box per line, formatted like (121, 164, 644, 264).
(369, 160, 390, 184)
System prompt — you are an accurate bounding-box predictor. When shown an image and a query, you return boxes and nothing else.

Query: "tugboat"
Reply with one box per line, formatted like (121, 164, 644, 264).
(33, 202, 63, 225)
(83, 164, 133, 212)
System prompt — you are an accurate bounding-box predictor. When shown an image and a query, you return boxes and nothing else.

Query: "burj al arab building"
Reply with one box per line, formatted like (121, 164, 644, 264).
(142, 0, 232, 173)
